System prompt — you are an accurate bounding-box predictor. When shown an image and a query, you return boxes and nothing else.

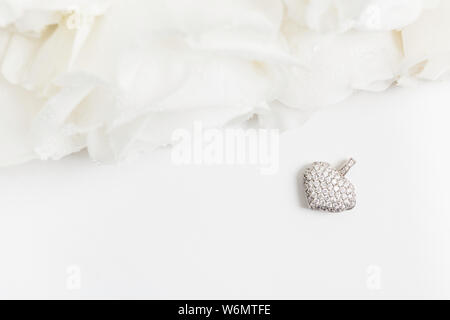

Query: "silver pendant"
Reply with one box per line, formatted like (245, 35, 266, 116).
(303, 158, 356, 213)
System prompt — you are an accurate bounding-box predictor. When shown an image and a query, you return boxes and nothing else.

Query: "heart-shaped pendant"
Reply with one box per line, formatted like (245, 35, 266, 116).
(303, 159, 356, 213)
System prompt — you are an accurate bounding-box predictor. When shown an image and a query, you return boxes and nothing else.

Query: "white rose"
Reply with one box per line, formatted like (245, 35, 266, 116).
(0, 0, 449, 167)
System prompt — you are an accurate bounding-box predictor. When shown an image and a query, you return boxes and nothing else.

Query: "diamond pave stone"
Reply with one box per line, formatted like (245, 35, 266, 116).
(303, 159, 356, 213)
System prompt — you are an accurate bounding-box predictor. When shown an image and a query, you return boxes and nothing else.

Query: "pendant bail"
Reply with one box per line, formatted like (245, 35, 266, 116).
(339, 158, 356, 176)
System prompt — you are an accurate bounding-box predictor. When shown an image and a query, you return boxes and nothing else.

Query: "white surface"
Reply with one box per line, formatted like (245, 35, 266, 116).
(1, 82, 450, 299)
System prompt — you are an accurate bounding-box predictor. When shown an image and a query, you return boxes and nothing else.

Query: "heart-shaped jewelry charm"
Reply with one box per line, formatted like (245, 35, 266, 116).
(303, 159, 356, 213)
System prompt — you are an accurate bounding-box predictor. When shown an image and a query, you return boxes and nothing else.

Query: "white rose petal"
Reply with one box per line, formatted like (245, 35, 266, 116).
(401, 0, 450, 81)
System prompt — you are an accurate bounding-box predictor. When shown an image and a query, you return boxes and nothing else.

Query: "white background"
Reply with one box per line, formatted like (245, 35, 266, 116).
(1, 82, 450, 299)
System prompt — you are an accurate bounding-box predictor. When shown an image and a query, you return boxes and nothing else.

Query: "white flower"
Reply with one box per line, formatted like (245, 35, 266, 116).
(0, 0, 449, 166)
